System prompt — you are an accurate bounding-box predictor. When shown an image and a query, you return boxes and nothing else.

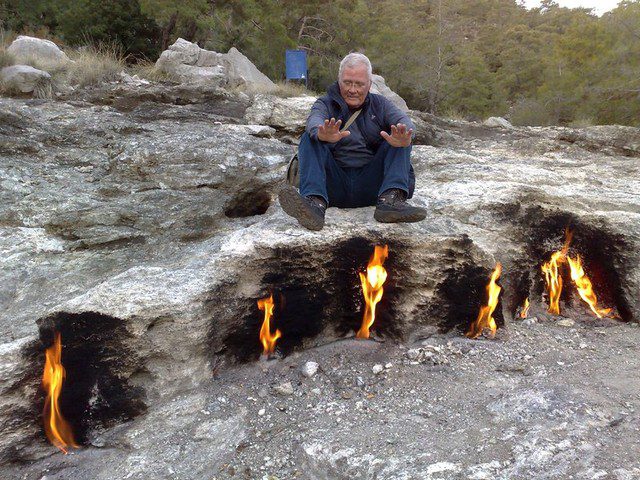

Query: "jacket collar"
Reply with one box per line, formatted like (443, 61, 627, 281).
(327, 81, 371, 115)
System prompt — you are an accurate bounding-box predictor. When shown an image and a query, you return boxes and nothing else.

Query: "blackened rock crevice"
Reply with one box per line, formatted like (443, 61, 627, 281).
(27, 312, 147, 446)
(207, 235, 495, 363)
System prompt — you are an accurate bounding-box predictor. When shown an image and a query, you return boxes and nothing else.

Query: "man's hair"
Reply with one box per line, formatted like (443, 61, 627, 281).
(338, 53, 372, 81)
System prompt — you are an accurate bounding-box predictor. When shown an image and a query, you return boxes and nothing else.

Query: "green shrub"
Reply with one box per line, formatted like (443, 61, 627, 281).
(510, 98, 554, 126)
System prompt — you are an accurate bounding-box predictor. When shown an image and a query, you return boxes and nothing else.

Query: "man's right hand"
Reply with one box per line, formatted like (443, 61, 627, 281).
(317, 118, 351, 143)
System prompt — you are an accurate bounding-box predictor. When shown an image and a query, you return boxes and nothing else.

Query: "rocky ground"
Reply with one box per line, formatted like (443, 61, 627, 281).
(1, 79, 640, 479)
(8, 319, 640, 480)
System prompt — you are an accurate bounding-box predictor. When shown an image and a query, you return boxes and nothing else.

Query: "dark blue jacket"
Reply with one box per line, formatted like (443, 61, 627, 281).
(306, 82, 414, 168)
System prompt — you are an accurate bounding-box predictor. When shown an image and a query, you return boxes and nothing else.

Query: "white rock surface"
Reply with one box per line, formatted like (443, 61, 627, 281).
(371, 74, 409, 112)
(301, 361, 319, 378)
(0, 65, 51, 93)
(484, 116, 514, 129)
(6, 35, 70, 69)
(155, 38, 275, 90)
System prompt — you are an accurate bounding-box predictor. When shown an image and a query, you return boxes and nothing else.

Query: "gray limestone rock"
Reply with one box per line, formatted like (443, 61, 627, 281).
(6, 35, 71, 70)
(155, 38, 275, 90)
(1, 65, 52, 93)
(244, 93, 317, 135)
(484, 116, 514, 129)
(1, 86, 640, 479)
(370, 73, 409, 112)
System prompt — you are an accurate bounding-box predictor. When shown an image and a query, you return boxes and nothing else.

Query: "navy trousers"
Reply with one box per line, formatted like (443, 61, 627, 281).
(298, 132, 416, 208)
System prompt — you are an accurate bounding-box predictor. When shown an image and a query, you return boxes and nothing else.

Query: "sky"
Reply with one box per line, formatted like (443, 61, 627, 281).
(522, 0, 621, 15)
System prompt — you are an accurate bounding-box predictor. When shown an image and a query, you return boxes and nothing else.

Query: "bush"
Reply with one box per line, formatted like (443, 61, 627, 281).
(509, 98, 554, 126)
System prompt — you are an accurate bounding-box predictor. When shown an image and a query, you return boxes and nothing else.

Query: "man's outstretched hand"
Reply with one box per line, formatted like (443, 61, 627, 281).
(317, 118, 351, 143)
(380, 123, 413, 147)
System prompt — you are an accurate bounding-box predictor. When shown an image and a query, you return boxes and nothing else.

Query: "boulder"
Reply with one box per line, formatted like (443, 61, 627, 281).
(244, 93, 317, 135)
(483, 116, 514, 129)
(155, 38, 275, 90)
(6, 35, 70, 69)
(0, 65, 51, 94)
(370, 74, 409, 112)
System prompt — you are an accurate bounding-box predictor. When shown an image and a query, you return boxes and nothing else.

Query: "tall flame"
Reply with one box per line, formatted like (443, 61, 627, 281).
(541, 229, 573, 315)
(467, 263, 502, 339)
(258, 294, 281, 355)
(42, 332, 78, 454)
(356, 245, 389, 339)
(567, 255, 612, 318)
(520, 298, 530, 318)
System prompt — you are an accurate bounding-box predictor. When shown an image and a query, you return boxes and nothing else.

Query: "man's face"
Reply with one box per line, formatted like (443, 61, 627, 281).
(338, 65, 371, 109)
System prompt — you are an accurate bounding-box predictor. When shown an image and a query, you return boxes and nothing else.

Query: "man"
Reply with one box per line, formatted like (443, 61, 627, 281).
(278, 52, 426, 231)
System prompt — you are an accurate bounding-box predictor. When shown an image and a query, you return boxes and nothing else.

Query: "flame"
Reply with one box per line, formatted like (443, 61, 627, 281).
(520, 297, 530, 318)
(567, 255, 612, 318)
(541, 229, 573, 315)
(467, 263, 502, 339)
(356, 245, 389, 339)
(42, 332, 78, 454)
(258, 294, 281, 355)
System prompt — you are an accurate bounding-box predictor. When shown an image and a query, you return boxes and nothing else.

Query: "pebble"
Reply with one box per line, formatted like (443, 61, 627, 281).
(557, 319, 575, 327)
(372, 364, 384, 375)
(258, 408, 266, 416)
(273, 382, 294, 396)
(301, 361, 319, 378)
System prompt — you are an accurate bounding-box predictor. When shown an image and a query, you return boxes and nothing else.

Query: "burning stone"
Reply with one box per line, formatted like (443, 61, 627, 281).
(257, 293, 281, 357)
(541, 229, 572, 315)
(519, 298, 530, 318)
(356, 245, 389, 339)
(466, 263, 502, 339)
(42, 332, 79, 454)
(541, 228, 614, 319)
(567, 255, 612, 318)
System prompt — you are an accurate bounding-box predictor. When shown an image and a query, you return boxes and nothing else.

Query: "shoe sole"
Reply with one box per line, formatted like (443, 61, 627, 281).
(374, 208, 427, 223)
(278, 185, 324, 231)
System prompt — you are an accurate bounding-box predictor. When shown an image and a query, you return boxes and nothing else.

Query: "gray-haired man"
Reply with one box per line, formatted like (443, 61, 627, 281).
(279, 53, 426, 231)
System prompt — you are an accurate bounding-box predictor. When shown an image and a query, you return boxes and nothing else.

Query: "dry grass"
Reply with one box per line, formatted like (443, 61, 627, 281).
(271, 81, 314, 98)
(62, 43, 126, 87)
(568, 116, 595, 128)
(0, 29, 16, 68)
(245, 80, 317, 98)
(440, 108, 468, 122)
(0, 48, 15, 68)
(129, 59, 179, 82)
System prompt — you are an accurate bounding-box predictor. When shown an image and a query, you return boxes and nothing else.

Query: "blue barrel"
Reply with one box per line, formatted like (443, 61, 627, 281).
(285, 49, 308, 85)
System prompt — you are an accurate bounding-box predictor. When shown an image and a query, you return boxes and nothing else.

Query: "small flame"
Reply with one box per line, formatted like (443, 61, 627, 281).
(356, 245, 389, 339)
(567, 255, 612, 318)
(467, 263, 502, 339)
(258, 294, 281, 355)
(520, 298, 530, 318)
(42, 332, 78, 454)
(541, 229, 573, 315)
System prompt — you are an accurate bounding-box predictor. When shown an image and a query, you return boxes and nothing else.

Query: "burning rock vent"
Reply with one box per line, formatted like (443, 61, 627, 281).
(503, 206, 633, 323)
(19, 312, 147, 455)
(207, 235, 503, 363)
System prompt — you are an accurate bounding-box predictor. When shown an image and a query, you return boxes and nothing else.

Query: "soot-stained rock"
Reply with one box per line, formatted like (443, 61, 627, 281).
(1, 88, 640, 479)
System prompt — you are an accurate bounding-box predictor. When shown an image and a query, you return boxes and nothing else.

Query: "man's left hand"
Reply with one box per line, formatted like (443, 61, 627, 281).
(380, 123, 413, 147)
